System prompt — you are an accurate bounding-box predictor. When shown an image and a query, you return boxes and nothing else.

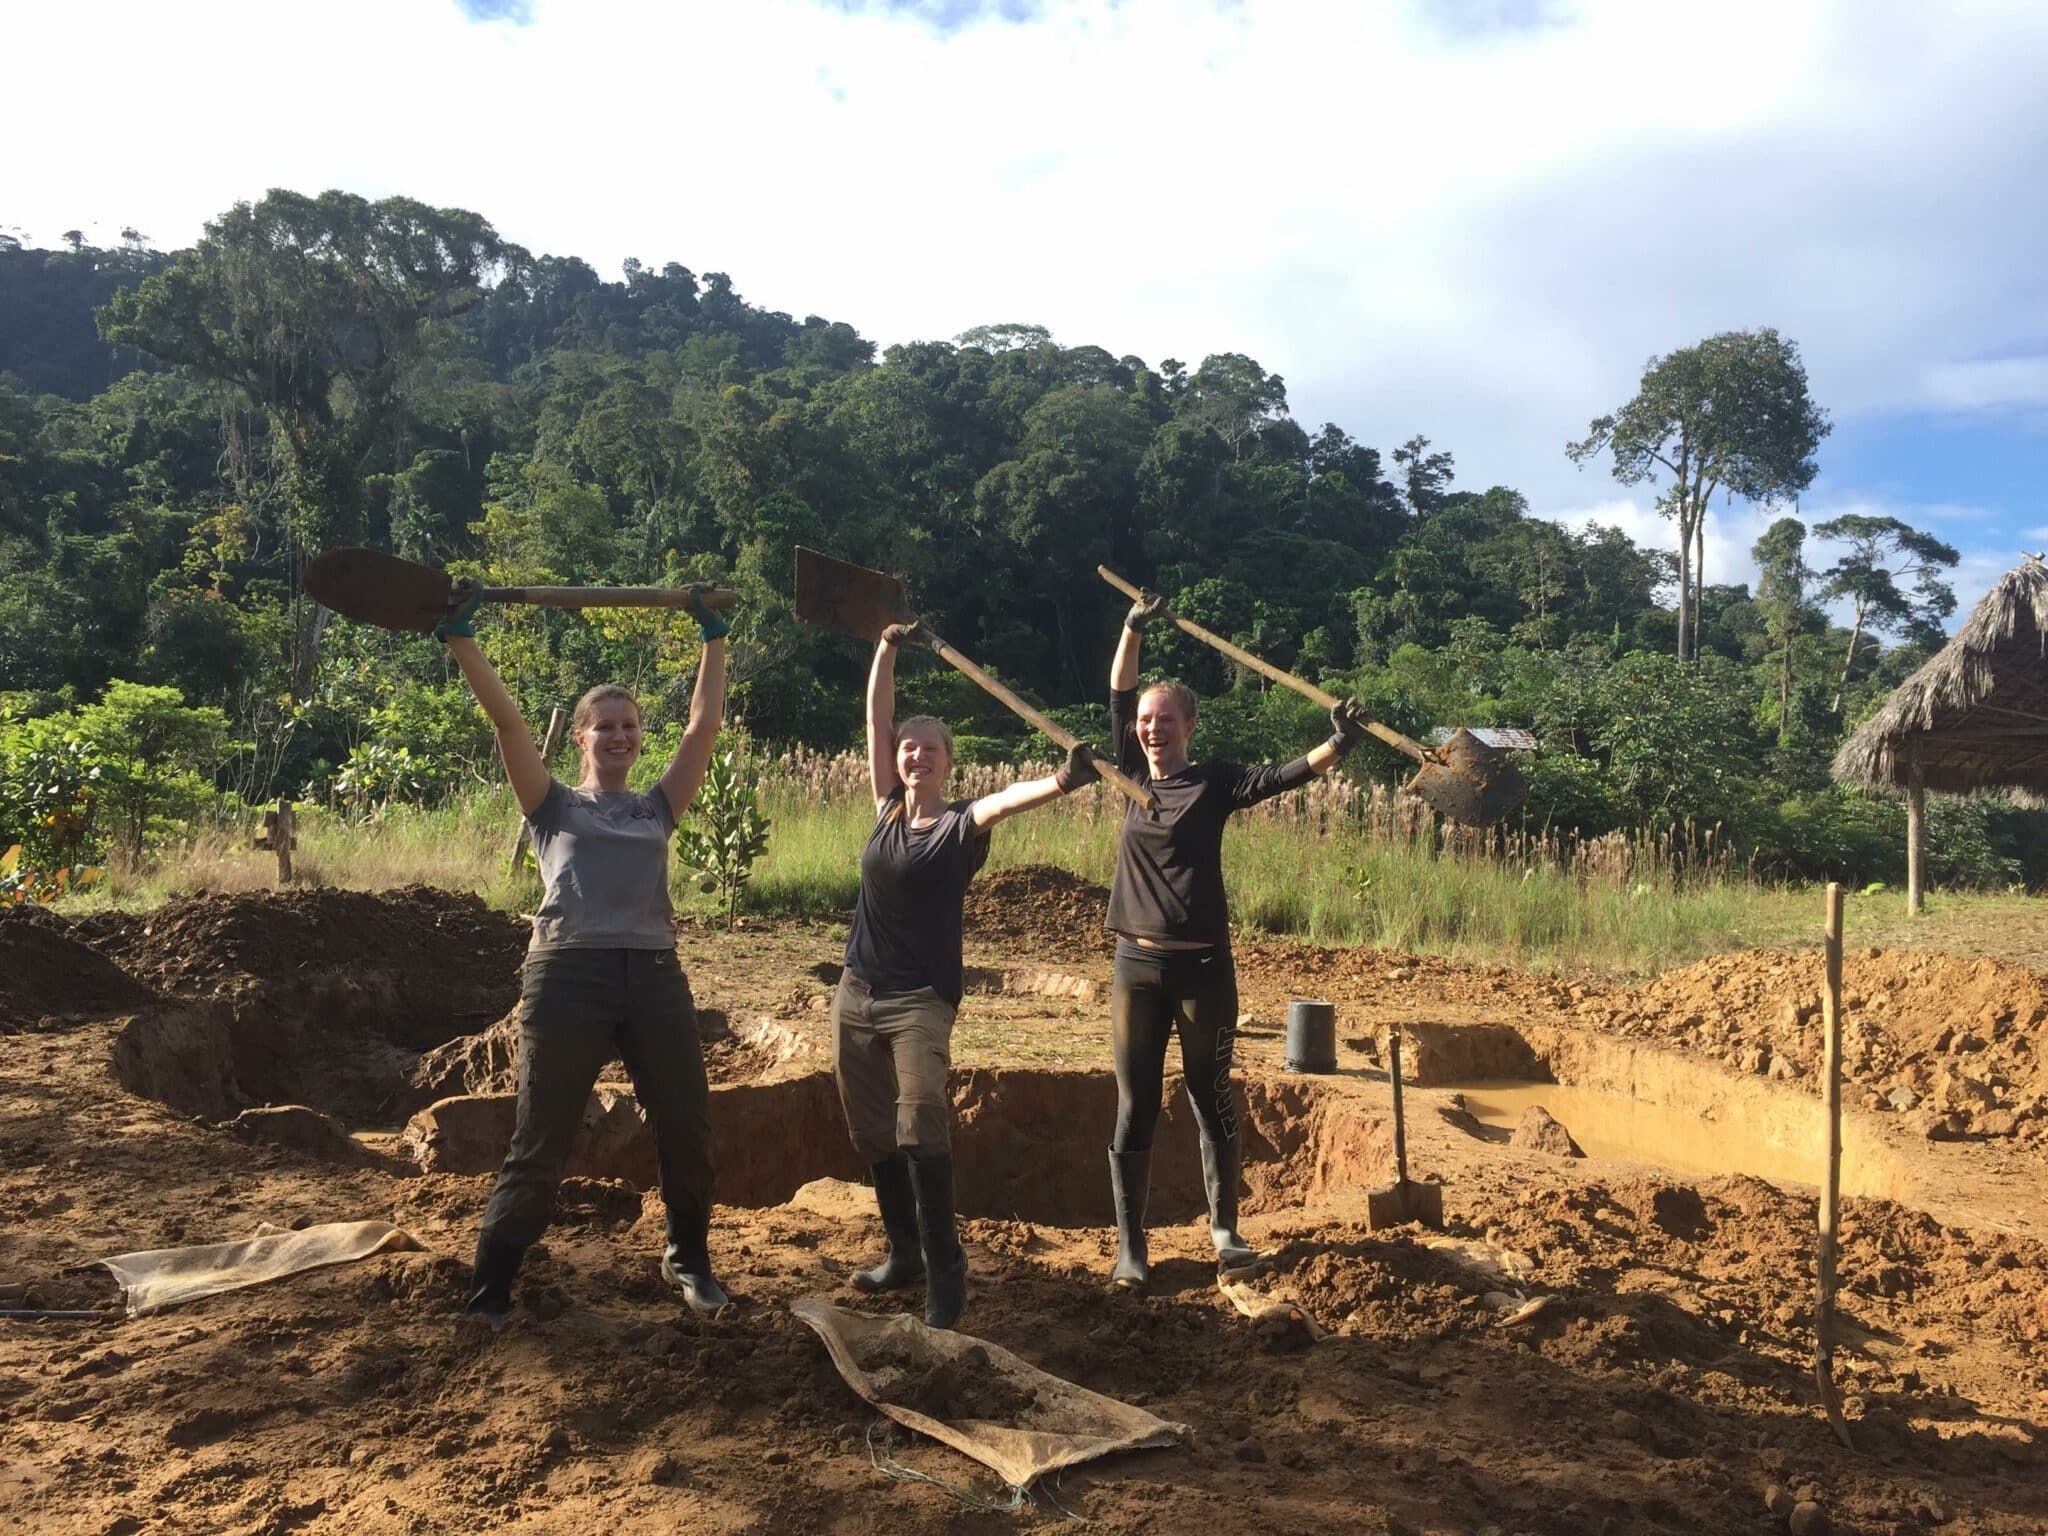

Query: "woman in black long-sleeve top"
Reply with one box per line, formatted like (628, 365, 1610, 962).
(1103, 591, 1365, 1287)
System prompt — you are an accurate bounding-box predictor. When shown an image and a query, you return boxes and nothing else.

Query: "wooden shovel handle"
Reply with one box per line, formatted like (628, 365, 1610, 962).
(923, 634, 1156, 812)
(479, 585, 739, 611)
(1095, 566, 1429, 763)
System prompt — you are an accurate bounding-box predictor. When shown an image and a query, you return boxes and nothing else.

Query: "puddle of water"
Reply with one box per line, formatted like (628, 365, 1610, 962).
(1446, 1079, 1833, 1189)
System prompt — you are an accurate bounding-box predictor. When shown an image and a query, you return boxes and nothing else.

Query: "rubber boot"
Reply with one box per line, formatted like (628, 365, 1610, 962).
(463, 1231, 525, 1331)
(907, 1151, 966, 1329)
(660, 1205, 730, 1317)
(853, 1154, 926, 1293)
(1107, 1147, 1152, 1291)
(1200, 1134, 1260, 1275)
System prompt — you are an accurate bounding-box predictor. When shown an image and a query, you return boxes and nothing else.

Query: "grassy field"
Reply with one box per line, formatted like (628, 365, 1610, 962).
(57, 767, 2036, 978)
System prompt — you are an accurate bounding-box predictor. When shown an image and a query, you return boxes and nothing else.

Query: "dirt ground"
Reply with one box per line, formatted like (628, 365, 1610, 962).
(3, 869, 2046, 1535)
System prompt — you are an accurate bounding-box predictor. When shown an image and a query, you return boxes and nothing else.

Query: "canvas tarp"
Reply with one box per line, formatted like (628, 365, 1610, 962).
(99, 1220, 421, 1316)
(790, 1297, 1187, 1488)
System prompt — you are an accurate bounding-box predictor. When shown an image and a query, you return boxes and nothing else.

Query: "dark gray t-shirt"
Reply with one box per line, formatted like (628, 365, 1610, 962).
(526, 780, 678, 951)
(842, 786, 990, 1005)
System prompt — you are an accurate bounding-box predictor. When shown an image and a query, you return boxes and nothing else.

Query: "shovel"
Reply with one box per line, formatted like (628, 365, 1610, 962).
(1366, 1030, 1445, 1231)
(1096, 565, 1527, 826)
(302, 547, 739, 634)
(793, 547, 1155, 813)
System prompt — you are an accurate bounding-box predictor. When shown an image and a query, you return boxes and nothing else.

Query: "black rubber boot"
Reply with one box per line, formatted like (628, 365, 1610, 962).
(660, 1206, 730, 1317)
(853, 1154, 926, 1294)
(1107, 1147, 1152, 1291)
(907, 1152, 966, 1329)
(463, 1231, 525, 1331)
(1200, 1134, 1260, 1275)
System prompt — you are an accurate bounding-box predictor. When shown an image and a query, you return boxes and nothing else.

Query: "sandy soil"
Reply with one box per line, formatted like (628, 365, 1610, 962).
(3, 871, 2045, 1535)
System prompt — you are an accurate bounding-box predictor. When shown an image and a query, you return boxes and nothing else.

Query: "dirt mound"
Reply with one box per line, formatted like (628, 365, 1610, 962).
(963, 863, 1110, 956)
(1581, 948, 2048, 1140)
(93, 884, 530, 997)
(0, 906, 156, 1031)
(864, 1340, 1040, 1421)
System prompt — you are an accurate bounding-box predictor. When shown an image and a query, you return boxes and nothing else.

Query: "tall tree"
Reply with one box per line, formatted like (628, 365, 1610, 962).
(1751, 516, 1818, 742)
(1392, 434, 1455, 521)
(1813, 513, 1960, 712)
(1567, 329, 1829, 660)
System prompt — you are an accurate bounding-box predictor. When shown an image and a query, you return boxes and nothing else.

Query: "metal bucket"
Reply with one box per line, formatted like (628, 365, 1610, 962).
(1284, 1000, 1337, 1073)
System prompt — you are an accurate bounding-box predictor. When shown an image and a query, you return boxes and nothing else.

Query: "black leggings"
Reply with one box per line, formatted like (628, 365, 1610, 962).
(1110, 941, 1239, 1152)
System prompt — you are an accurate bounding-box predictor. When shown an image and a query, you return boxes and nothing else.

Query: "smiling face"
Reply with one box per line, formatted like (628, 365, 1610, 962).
(576, 697, 643, 786)
(894, 719, 955, 794)
(1136, 686, 1195, 775)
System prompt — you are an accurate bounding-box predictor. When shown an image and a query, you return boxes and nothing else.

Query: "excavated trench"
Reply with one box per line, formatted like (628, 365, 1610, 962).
(1398, 1018, 1922, 1203)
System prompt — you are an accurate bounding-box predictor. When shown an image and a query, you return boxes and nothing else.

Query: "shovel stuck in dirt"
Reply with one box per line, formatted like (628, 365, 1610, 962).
(1366, 1030, 1445, 1231)
(1096, 566, 1527, 826)
(793, 546, 1155, 812)
(302, 546, 739, 634)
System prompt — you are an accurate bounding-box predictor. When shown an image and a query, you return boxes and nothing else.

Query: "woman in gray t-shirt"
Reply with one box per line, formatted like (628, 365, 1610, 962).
(438, 582, 733, 1327)
(832, 622, 1100, 1329)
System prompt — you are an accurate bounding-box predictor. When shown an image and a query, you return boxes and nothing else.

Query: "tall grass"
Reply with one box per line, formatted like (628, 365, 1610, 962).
(61, 745, 1844, 976)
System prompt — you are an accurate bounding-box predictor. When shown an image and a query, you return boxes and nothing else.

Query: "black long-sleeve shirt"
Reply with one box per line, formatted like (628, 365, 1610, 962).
(1103, 686, 1315, 946)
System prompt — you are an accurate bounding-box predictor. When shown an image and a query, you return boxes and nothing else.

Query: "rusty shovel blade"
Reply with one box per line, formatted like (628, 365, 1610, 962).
(792, 546, 917, 642)
(1403, 729, 1529, 827)
(302, 547, 462, 633)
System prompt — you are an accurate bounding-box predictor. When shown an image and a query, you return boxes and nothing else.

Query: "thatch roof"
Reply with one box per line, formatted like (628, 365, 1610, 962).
(1831, 555, 2048, 801)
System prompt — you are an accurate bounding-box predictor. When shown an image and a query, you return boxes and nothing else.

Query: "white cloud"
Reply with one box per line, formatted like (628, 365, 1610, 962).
(8, 0, 2046, 545)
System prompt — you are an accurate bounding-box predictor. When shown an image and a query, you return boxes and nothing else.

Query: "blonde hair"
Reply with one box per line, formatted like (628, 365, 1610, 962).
(573, 684, 640, 733)
(1139, 680, 1199, 719)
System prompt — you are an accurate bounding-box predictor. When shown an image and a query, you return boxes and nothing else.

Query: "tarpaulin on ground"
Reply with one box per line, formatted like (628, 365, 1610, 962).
(790, 1297, 1187, 1488)
(98, 1220, 421, 1316)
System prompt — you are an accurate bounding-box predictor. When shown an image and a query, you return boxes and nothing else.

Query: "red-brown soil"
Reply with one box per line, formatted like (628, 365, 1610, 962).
(3, 871, 2045, 1535)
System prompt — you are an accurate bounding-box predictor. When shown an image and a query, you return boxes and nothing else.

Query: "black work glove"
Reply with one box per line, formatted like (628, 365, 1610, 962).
(1124, 589, 1171, 631)
(1054, 742, 1103, 794)
(1326, 700, 1371, 758)
(880, 621, 929, 648)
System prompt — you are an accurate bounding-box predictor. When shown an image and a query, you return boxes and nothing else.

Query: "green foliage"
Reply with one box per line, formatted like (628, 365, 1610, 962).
(0, 707, 105, 870)
(70, 681, 232, 857)
(676, 744, 772, 929)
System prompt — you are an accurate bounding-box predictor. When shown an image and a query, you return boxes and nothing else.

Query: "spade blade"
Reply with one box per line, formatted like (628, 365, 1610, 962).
(1401, 728, 1530, 826)
(302, 547, 459, 634)
(792, 546, 916, 643)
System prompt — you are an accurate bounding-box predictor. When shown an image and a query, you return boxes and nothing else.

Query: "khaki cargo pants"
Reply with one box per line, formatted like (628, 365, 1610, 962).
(831, 970, 957, 1161)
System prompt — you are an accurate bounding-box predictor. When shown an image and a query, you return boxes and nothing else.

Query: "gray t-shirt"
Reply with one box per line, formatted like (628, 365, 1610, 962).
(526, 780, 678, 951)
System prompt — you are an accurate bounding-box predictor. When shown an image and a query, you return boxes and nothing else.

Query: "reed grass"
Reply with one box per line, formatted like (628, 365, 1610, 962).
(53, 745, 1951, 978)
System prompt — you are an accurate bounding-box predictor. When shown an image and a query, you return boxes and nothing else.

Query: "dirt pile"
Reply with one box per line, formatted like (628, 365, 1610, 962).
(0, 906, 157, 1031)
(87, 884, 529, 1004)
(1580, 949, 2048, 1142)
(963, 863, 1111, 956)
(864, 1340, 1041, 1421)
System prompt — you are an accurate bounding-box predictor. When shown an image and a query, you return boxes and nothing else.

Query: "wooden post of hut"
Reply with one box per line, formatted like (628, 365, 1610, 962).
(1905, 742, 1925, 917)
(508, 705, 569, 872)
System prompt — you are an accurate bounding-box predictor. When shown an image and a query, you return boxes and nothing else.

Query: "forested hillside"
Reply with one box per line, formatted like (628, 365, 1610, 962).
(0, 191, 2038, 888)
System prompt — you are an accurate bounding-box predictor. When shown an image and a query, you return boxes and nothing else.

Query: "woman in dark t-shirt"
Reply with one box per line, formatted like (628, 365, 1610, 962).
(834, 621, 1099, 1328)
(1103, 591, 1366, 1288)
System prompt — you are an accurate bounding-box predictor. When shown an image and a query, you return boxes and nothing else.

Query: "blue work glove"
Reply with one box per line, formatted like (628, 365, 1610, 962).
(433, 582, 484, 641)
(685, 584, 730, 642)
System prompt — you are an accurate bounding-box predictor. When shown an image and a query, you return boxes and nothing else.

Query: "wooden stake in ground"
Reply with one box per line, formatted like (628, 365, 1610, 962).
(507, 705, 569, 872)
(271, 799, 294, 886)
(1814, 881, 1855, 1451)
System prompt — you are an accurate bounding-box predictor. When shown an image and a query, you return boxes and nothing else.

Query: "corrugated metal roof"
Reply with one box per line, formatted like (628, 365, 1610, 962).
(1427, 727, 1539, 750)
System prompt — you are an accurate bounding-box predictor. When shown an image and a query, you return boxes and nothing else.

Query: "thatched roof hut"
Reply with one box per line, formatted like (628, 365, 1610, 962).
(1831, 555, 2048, 909)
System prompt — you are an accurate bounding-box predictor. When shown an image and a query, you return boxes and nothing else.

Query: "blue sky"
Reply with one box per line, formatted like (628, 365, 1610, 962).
(9, 0, 2044, 620)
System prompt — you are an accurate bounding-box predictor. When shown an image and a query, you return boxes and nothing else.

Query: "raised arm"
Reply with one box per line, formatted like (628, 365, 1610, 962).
(866, 626, 915, 814)
(968, 742, 1100, 830)
(443, 626, 552, 815)
(1112, 587, 1169, 692)
(656, 589, 731, 820)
